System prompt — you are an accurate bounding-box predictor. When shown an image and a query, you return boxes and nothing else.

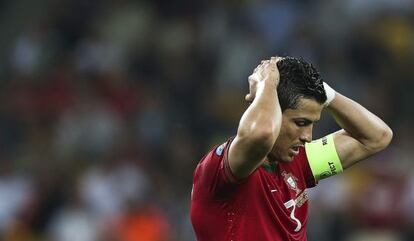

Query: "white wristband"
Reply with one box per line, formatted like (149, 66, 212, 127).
(323, 82, 336, 107)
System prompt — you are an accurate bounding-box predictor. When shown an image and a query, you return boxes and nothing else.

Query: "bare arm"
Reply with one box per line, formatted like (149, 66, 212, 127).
(328, 92, 393, 169)
(228, 58, 282, 179)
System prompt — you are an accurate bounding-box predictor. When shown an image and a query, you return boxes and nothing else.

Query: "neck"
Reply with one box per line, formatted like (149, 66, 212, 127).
(266, 152, 279, 164)
(262, 156, 278, 172)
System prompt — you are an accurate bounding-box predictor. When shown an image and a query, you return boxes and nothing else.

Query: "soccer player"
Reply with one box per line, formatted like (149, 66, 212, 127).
(190, 56, 393, 241)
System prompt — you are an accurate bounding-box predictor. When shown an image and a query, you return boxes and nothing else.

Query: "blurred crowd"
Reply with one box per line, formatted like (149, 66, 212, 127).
(0, 0, 413, 240)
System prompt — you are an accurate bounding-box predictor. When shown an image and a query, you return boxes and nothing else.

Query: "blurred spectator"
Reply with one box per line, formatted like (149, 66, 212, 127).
(109, 203, 172, 241)
(0, 161, 31, 233)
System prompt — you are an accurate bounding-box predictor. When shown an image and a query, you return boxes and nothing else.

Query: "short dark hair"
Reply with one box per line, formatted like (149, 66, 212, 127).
(276, 56, 326, 112)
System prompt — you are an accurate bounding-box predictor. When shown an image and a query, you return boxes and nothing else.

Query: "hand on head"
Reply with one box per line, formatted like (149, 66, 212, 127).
(245, 56, 282, 102)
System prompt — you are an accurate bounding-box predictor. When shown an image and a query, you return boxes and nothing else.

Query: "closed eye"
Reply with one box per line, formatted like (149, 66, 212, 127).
(294, 119, 318, 127)
(295, 121, 310, 127)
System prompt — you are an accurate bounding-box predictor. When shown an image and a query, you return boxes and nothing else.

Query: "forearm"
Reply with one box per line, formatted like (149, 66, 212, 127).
(237, 81, 282, 150)
(327, 93, 393, 152)
(227, 59, 281, 178)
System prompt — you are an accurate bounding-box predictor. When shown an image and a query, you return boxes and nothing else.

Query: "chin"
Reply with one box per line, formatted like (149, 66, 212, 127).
(269, 150, 293, 163)
(278, 154, 294, 163)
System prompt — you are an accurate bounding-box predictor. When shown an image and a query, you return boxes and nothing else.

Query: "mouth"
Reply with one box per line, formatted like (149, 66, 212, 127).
(289, 145, 303, 156)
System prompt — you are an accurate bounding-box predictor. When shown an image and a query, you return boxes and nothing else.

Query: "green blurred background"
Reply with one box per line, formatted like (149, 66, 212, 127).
(0, 0, 413, 240)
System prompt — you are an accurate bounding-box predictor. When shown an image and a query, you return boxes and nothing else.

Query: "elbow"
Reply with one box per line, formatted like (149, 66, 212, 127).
(381, 126, 393, 148)
(367, 125, 393, 153)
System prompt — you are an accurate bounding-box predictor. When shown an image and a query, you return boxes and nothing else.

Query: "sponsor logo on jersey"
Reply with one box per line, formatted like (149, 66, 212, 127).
(295, 189, 309, 207)
(215, 143, 226, 156)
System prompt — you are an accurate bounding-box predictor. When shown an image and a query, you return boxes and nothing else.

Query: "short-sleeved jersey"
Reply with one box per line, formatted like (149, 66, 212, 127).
(190, 139, 316, 241)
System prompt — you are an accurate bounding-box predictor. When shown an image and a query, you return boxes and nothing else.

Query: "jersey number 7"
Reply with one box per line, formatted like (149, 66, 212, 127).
(284, 199, 302, 232)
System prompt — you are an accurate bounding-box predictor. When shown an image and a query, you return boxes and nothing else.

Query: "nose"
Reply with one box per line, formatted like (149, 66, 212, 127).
(299, 126, 313, 143)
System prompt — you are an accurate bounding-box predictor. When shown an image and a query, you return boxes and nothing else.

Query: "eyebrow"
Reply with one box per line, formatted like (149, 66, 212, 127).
(294, 118, 319, 124)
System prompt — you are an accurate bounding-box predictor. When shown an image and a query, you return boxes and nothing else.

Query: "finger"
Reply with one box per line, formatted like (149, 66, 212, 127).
(254, 59, 270, 72)
(274, 56, 283, 63)
(249, 73, 259, 82)
(245, 94, 253, 102)
(259, 61, 271, 76)
(270, 59, 277, 70)
(254, 64, 263, 73)
(271, 56, 281, 63)
(254, 63, 263, 73)
(256, 61, 265, 72)
(249, 81, 257, 97)
(245, 94, 250, 101)
(268, 60, 280, 82)
(269, 56, 282, 72)
(245, 89, 256, 101)
(261, 60, 270, 66)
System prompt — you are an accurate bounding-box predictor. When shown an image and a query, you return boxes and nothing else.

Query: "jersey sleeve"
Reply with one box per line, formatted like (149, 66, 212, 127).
(192, 138, 244, 200)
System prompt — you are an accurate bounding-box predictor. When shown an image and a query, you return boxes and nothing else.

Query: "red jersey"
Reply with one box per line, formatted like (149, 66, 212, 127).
(190, 139, 316, 241)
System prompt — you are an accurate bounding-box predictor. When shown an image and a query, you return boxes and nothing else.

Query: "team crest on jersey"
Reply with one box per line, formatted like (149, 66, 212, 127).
(295, 189, 309, 207)
(282, 172, 301, 195)
(215, 143, 226, 156)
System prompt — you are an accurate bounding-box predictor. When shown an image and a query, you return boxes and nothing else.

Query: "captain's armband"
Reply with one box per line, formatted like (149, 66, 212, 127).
(305, 134, 343, 181)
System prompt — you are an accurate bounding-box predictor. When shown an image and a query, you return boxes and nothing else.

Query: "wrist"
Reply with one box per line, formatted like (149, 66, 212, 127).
(323, 82, 336, 107)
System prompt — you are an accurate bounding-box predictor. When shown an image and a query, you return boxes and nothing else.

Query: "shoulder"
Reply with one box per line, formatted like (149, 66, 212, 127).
(193, 138, 235, 182)
(192, 138, 247, 198)
(196, 139, 231, 169)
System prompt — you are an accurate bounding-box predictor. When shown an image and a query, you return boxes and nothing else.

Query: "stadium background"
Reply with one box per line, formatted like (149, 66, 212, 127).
(0, 0, 413, 240)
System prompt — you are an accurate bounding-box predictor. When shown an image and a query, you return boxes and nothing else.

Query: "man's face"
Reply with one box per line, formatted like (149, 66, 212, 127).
(269, 98, 323, 162)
